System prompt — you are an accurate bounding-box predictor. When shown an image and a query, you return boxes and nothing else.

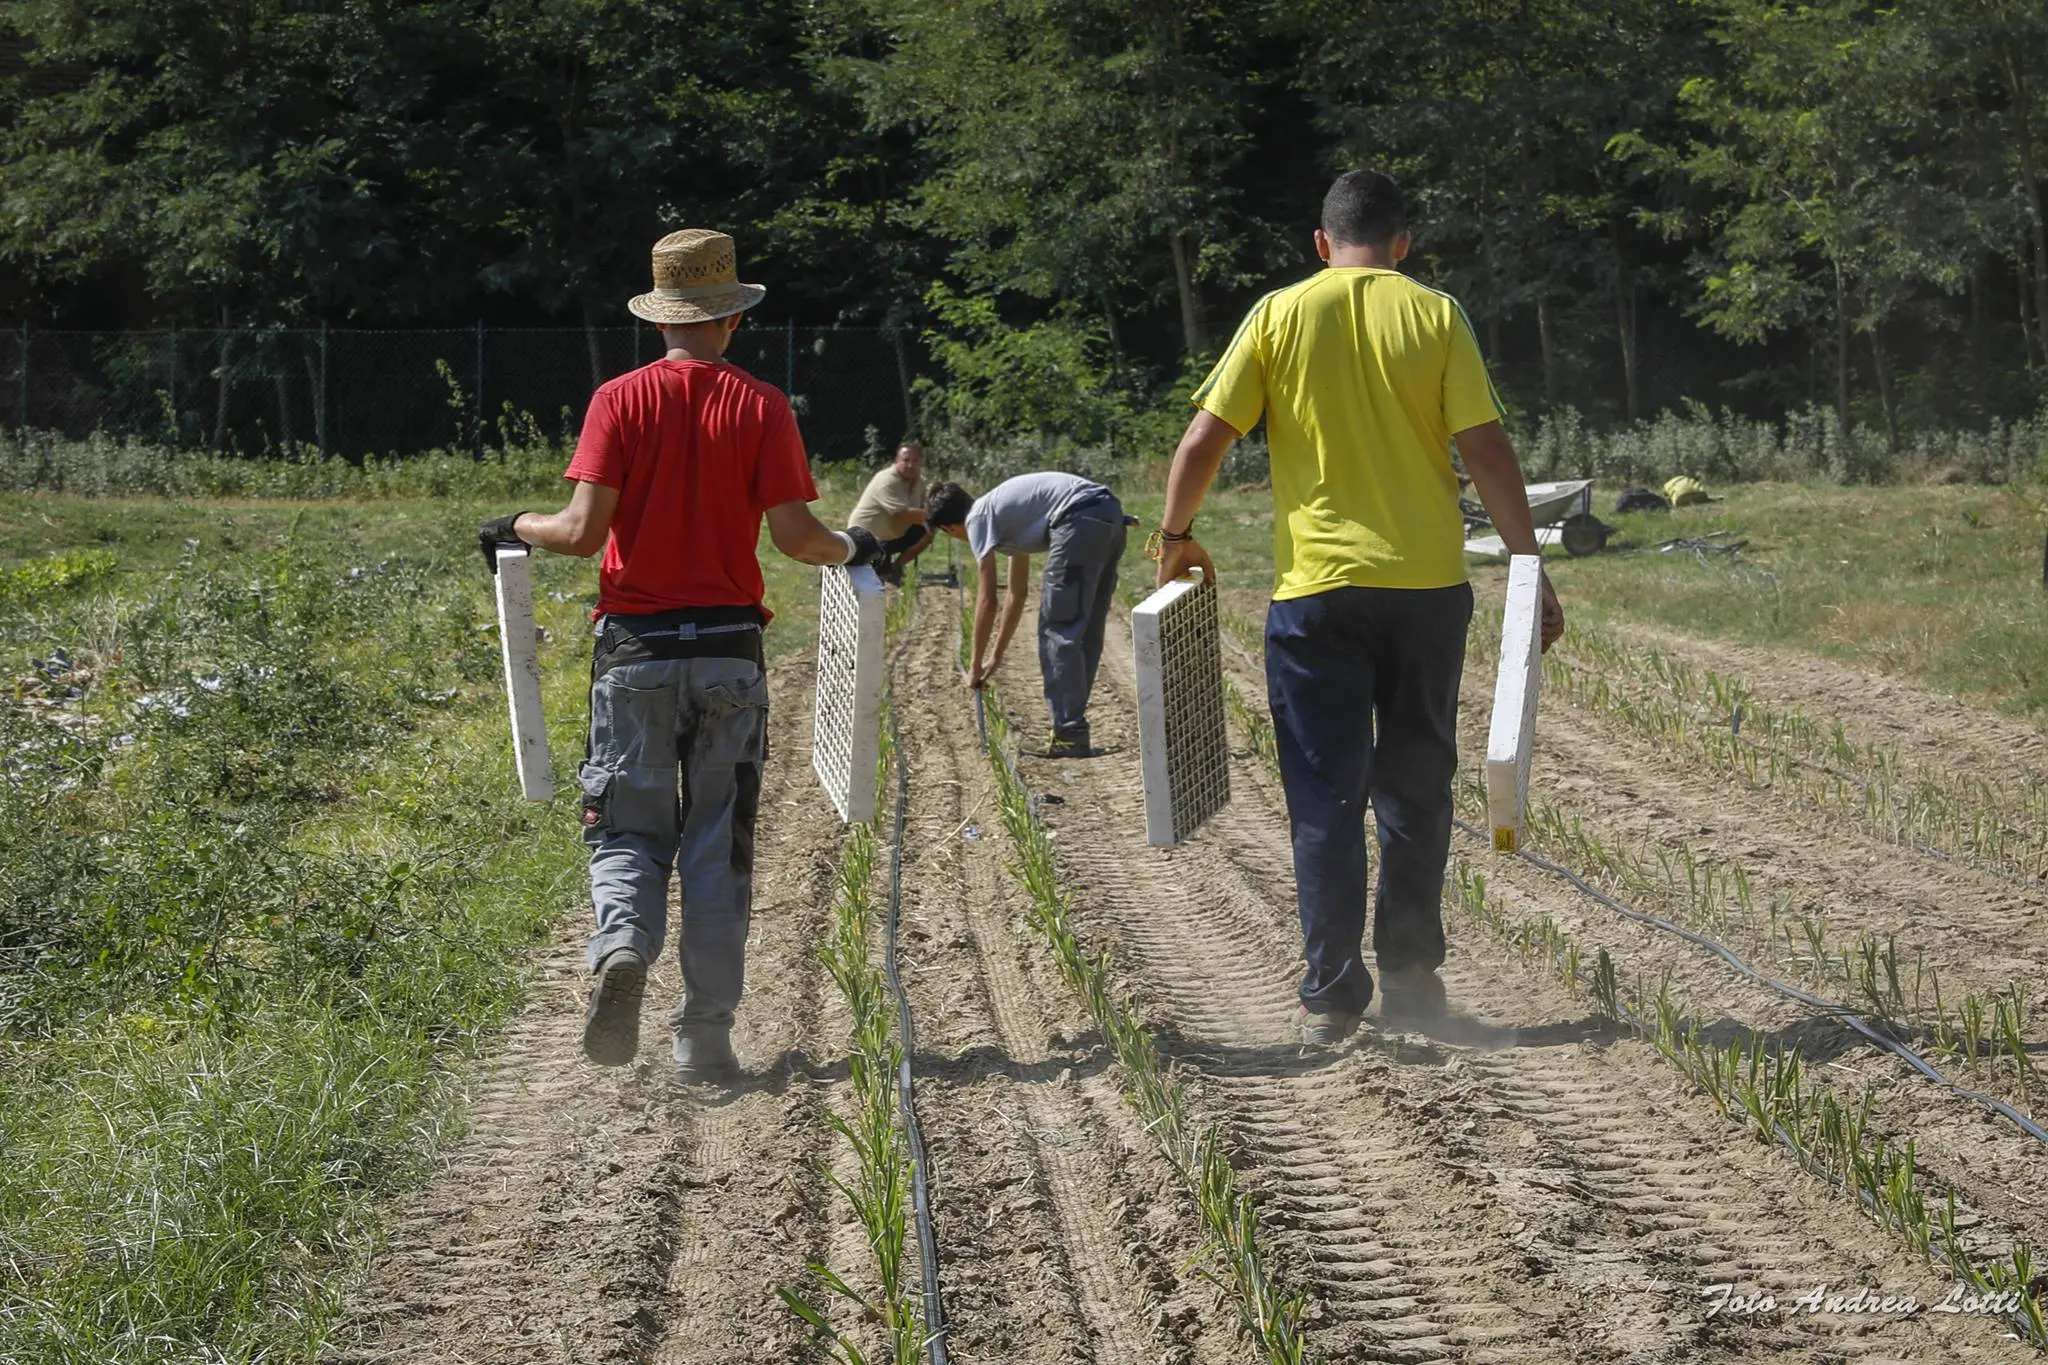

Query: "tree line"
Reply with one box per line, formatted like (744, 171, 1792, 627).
(2, 0, 2044, 448)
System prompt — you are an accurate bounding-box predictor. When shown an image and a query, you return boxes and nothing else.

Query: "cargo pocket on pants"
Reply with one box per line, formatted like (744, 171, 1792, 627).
(699, 672, 769, 766)
(1041, 560, 1084, 626)
(577, 761, 615, 834)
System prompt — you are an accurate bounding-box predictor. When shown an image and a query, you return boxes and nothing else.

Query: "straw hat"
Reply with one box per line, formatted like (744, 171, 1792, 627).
(627, 229, 767, 324)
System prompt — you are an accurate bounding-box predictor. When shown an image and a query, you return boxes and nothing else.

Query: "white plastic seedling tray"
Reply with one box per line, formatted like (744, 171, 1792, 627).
(491, 545, 553, 802)
(1485, 554, 1544, 851)
(813, 563, 886, 822)
(1132, 573, 1231, 846)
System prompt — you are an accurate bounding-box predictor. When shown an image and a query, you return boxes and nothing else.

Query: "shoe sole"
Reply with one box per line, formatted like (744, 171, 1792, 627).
(583, 957, 647, 1066)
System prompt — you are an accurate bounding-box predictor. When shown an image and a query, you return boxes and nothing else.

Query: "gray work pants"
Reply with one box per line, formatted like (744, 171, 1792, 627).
(579, 651, 766, 1040)
(1038, 494, 1126, 743)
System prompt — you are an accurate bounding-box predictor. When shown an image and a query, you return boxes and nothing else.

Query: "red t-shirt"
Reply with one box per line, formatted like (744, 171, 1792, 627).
(564, 359, 818, 619)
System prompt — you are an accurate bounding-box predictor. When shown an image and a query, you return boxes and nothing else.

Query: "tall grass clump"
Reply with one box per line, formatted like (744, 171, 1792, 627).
(1520, 402, 2048, 486)
(0, 525, 591, 1362)
(0, 428, 570, 500)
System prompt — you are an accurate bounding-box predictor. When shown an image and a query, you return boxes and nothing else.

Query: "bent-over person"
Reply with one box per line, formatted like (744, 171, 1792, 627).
(927, 471, 1127, 758)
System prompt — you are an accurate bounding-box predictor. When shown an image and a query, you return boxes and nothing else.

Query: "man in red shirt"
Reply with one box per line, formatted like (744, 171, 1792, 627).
(478, 229, 901, 1081)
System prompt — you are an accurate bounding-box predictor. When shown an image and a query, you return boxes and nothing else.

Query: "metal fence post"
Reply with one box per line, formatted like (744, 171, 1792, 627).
(167, 325, 178, 446)
(786, 318, 795, 395)
(317, 321, 330, 459)
(16, 322, 26, 434)
(474, 319, 485, 457)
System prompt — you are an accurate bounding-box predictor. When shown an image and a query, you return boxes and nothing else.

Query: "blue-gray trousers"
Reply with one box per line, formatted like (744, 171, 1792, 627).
(1038, 494, 1126, 743)
(579, 632, 766, 1040)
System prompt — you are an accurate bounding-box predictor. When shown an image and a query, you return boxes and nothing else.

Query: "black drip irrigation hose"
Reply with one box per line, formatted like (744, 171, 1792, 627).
(879, 583, 950, 1362)
(1452, 815, 2048, 1148)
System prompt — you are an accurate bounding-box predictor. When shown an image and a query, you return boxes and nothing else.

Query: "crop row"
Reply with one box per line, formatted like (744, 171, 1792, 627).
(784, 583, 929, 1362)
(1524, 622, 2048, 885)
(1220, 666, 2048, 1340)
(1451, 775, 2042, 1111)
(966, 589, 1315, 1362)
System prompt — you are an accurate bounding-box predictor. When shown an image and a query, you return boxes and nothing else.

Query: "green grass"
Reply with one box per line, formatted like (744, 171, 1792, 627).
(1118, 482, 2048, 717)
(0, 468, 857, 1362)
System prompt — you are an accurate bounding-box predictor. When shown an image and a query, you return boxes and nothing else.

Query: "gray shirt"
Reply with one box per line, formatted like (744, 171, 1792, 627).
(965, 471, 1109, 559)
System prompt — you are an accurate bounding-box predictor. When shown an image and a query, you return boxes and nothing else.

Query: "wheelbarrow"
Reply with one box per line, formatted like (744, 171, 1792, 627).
(1462, 478, 1614, 558)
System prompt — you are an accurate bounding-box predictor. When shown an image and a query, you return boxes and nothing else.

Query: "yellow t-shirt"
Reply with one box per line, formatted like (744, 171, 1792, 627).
(1192, 267, 1503, 598)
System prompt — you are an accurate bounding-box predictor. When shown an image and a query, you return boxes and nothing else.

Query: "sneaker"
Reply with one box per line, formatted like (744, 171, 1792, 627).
(673, 1030, 739, 1084)
(1379, 967, 1448, 1023)
(1298, 1006, 1364, 1047)
(582, 948, 647, 1067)
(1033, 729, 1109, 759)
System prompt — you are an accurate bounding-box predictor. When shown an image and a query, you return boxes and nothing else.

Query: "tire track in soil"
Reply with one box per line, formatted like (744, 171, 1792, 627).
(325, 657, 851, 1365)
(890, 601, 1240, 1365)
(1218, 601, 2048, 1343)
(1230, 599, 2048, 1257)
(994, 611, 2032, 1362)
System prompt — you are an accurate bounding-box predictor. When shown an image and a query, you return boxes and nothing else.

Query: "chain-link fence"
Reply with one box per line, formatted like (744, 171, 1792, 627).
(0, 323, 927, 461)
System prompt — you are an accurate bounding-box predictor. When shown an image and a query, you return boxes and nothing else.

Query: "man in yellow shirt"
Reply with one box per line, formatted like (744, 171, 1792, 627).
(1155, 170, 1564, 1044)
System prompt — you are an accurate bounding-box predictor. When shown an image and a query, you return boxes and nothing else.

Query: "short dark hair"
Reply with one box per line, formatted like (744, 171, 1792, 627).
(925, 481, 973, 529)
(1321, 170, 1406, 249)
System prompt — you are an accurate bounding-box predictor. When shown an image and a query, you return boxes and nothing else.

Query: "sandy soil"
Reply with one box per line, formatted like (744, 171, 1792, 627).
(326, 591, 2047, 1362)
(326, 638, 1249, 1363)
(324, 655, 858, 1364)
(994, 599, 2034, 1362)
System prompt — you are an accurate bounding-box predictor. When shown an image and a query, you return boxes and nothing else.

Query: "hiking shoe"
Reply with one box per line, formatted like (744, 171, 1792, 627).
(673, 1030, 739, 1084)
(1298, 1006, 1364, 1047)
(582, 948, 647, 1067)
(1379, 967, 1448, 1023)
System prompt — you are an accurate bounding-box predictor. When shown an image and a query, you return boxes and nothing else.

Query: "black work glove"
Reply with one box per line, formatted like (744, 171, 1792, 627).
(880, 525, 927, 557)
(842, 526, 882, 567)
(478, 512, 530, 574)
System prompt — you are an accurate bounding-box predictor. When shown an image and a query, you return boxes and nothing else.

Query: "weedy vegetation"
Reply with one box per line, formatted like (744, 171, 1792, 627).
(0, 483, 603, 1363)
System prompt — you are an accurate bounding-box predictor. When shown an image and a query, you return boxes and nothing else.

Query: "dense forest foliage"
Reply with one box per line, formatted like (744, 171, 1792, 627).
(2, 0, 2044, 445)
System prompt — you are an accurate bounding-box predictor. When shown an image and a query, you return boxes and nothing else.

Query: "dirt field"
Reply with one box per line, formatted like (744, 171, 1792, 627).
(326, 578, 2047, 1361)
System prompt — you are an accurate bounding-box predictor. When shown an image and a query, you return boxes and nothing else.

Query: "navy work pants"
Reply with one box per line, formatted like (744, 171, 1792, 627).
(1265, 583, 1473, 1015)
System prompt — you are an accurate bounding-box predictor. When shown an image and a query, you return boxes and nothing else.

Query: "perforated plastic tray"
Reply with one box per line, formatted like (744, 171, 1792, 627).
(813, 563, 887, 822)
(1132, 575, 1231, 846)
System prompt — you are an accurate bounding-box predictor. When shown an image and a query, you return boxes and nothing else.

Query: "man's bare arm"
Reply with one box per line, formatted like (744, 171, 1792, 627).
(989, 552, 1029, 667)
(764, 500, 856, 565)
(1156, 409, 1239, 586)
(968, 552, 1000, 687)
(1454, 420, 1566, 650)
(1454, 421, 1542, 557)
(515, 480, 620, 557)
